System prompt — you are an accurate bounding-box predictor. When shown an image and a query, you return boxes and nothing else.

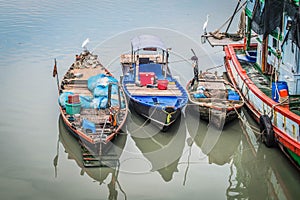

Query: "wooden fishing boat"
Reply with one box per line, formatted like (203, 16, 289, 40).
(186, 51, 244, 128)
(56, 45, 128, 156)
(120, 35, 188, 131)
(217, 0, 300, 169)
(186, 71, 244, 128)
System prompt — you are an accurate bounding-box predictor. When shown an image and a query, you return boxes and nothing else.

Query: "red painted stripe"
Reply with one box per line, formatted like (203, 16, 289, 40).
(227, 44, 300, 124)
(274, 126, 300, 157)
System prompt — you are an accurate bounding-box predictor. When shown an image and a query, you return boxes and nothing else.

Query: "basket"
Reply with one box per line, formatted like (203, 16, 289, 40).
(65, 102, 81, 115)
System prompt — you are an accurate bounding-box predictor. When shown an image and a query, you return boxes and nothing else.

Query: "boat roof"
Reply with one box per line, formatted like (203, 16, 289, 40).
(131, 35, 166, 52)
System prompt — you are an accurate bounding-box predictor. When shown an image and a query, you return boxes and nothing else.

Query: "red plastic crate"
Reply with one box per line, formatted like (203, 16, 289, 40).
(68, 94, 80, 104)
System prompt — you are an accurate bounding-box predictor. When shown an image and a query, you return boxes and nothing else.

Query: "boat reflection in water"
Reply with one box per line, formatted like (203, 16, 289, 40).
(56, 116, 127, 199)
(185, 105, 300, 199)
(126, 109, 186, 182)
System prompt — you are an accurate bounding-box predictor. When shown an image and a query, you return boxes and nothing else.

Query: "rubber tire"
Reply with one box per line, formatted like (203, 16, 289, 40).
(259, 115, 276, 148)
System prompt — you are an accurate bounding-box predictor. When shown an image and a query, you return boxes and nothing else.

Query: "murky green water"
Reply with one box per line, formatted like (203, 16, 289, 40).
(0, 0, 299, 199)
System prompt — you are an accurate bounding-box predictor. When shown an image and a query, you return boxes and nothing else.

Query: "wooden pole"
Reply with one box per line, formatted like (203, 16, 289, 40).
(261, 35, 268, 73)
(225, 0, 241, 34)
(107, 83, 112, 108)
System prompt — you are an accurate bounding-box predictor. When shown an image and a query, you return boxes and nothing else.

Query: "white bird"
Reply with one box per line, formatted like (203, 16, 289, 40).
(81, 38, 90, 50)
(203, 14, 209, 35)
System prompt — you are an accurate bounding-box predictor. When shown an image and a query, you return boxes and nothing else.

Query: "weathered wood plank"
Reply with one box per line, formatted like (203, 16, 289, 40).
(127, 88, 182, 96)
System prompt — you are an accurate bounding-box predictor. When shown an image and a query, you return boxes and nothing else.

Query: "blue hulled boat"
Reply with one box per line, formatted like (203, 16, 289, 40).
(120, 35, 188, 131)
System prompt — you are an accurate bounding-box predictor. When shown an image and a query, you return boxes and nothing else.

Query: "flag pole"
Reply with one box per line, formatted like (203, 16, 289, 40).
(53, 58, 60, 92)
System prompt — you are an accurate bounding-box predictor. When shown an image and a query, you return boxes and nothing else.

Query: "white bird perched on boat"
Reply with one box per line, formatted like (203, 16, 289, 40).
(203, 14, 209, 35)
(81, 38, 90, 50)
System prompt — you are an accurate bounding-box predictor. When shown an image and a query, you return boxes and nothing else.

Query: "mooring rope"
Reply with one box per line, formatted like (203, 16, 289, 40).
(231, 104, 261, 135)
(129, 104, 159, 134)
(162, 108, 177, 124)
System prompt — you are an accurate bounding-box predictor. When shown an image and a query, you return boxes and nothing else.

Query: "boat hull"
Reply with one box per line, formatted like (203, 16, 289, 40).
(127, 96, 182, 131)
(224, 44, 300, 168)
(188, 102, 242, 126)
(60, 111, 114, 156)
(186, 77, 244, 129)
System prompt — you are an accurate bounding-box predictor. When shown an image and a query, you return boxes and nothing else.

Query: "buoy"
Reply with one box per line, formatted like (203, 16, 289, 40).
(259, 115, 276, 147)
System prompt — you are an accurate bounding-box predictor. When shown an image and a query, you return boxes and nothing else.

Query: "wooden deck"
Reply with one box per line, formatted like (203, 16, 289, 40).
(60, 52, 128, 144)
(126, 83, 182, 96)
(62, 64, 108, 97)
(204, 33, 258, 47)
(197, 81, 226, 90)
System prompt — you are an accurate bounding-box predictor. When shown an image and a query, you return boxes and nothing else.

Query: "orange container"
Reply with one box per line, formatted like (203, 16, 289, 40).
(279, 89, 288, 97)
(157, 80, 168, 90)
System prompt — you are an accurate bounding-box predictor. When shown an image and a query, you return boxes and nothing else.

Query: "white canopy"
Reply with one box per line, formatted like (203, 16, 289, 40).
(131, 35, 166, 52)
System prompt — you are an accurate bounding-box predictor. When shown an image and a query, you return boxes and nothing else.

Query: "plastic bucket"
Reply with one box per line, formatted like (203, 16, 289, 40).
(157, 80, 168, 90)
(272, 81, 288, 102)
(65, 102, 81, 115)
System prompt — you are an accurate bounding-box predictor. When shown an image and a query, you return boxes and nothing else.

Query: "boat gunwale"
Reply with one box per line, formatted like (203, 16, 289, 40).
(225, 43, 300, 124)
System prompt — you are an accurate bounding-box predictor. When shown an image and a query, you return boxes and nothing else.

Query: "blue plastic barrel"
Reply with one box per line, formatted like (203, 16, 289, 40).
(272, 81, 288, 102)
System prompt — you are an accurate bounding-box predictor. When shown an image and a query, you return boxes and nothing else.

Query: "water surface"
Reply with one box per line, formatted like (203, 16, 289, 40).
(0, 0, 299, 199)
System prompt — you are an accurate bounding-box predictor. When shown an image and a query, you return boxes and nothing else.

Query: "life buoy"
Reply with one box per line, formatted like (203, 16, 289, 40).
(259, 115, 276, 147)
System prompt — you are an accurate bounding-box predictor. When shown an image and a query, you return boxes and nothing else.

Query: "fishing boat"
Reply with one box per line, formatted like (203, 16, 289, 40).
(212, 0, 300, 168)
(55, 41, 128, 157)
(186, 50, 244, 128)
(120, 34, 188, 131)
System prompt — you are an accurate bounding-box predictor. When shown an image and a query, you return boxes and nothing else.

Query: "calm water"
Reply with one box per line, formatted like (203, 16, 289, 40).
(0, 0, 299, 199)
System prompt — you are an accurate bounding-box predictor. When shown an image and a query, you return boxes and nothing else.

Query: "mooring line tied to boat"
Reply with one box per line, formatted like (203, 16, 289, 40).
(231, 103, 261, 136)
(232, 103, 277, 148)
(129, 105, 159, 134)
(162, 106, 177, 124)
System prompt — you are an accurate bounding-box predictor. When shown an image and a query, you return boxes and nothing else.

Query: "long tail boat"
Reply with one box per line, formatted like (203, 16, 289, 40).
(205, 0, 300, 169)
(56, 42, 128, 157)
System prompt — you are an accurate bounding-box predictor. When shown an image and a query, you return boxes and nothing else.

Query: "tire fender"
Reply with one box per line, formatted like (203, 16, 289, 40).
(259, 115, 276, 147)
